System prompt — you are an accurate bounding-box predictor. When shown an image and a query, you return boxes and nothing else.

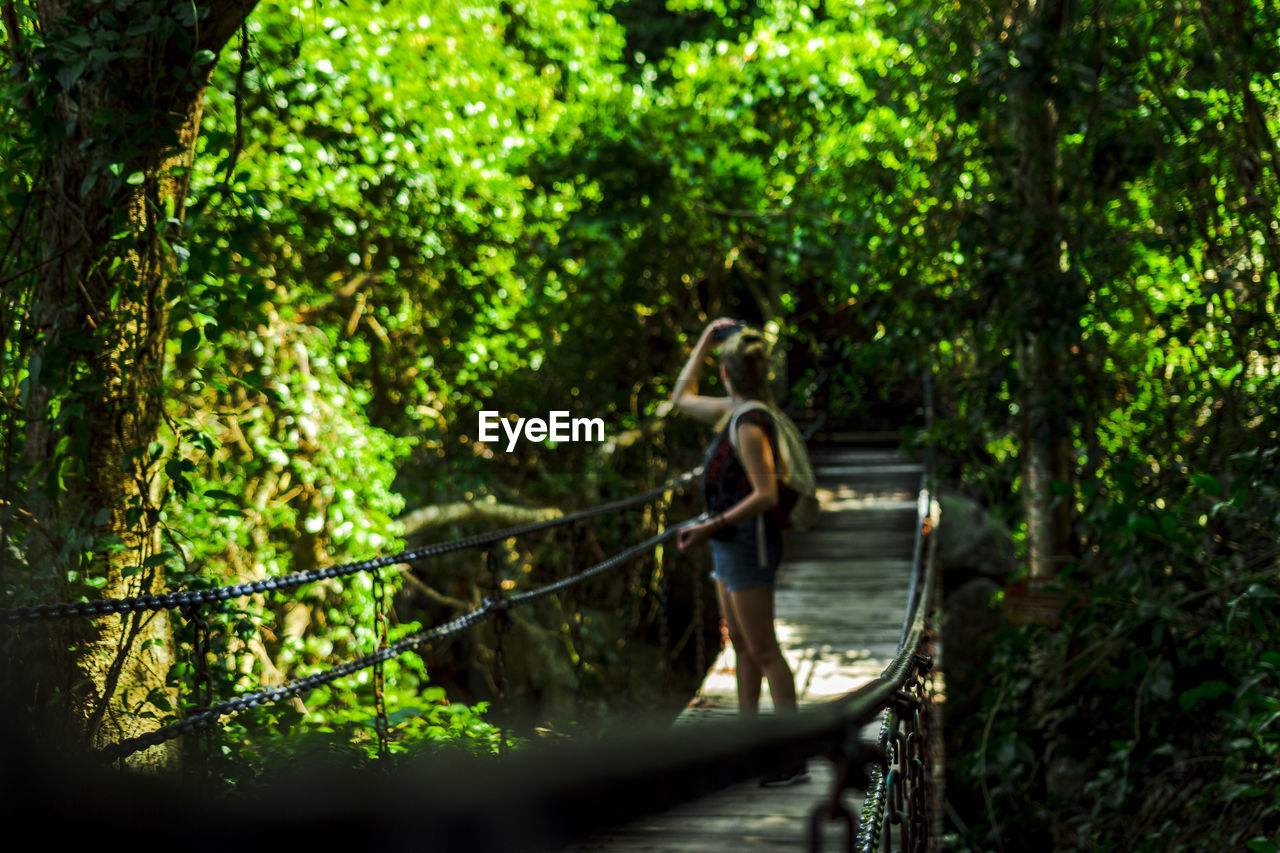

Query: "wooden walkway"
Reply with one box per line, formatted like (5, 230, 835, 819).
(570, 443, 925, 851)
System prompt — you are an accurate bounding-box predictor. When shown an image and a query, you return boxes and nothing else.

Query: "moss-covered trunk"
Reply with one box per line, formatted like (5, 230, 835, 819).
(15, 0, 257, 766)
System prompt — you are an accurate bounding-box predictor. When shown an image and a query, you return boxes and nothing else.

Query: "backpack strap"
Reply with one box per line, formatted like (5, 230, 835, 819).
(727, 401, 776, 569)
(727, 401, 774, 458)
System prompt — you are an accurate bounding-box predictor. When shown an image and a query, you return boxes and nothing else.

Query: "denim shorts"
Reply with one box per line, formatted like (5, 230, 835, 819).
(710, 518, 783, 592)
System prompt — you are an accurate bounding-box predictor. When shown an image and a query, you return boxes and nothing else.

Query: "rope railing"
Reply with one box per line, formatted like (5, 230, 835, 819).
(0, 468, 701, 624)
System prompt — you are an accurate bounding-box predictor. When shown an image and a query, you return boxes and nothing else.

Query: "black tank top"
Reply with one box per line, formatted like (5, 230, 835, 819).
(701, 409, 782, 541)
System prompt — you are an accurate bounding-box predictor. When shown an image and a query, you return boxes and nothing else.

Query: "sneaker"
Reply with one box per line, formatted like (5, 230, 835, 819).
(759, 762, 811, 788)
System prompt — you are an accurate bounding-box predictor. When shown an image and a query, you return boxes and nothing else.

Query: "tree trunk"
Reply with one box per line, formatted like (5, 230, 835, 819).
(1007, 0, 1079, 581)
(18, 0, 257, 766)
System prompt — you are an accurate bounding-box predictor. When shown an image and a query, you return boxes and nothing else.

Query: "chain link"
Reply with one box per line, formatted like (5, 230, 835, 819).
(505, 523, 691, 608)
(854, 656, 936, 853)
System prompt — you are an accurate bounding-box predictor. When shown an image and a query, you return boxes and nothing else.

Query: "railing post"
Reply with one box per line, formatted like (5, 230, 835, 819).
(623, 554, 637, 710)
(181, 603, 213, 779)
(692, 554, 706, 700)
(660, 525, 670, 696)
(371, 564, 391, 765)
(485, 549, 511, 759)
(566, 523, 587, 706)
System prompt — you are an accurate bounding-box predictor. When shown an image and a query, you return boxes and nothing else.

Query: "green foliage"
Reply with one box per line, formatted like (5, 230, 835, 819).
(844, 1, 1280, 848)
(2, 2, 1277, 837)
(958, 450, 1280, 850)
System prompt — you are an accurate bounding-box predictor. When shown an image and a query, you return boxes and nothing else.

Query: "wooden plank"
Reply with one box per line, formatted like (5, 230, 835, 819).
(813, 430, 905, 444)
(785, 535, 916, 555)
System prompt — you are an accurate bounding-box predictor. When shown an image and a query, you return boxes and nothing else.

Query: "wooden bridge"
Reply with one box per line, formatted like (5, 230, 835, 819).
(0, 430, 940, 853)
(571, 438, 930, 851)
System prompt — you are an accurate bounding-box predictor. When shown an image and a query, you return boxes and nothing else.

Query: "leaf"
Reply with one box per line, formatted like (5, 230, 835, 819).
(1192, 473, 1220, 495)
(1179, 680, 1233, 711)
(56, 58, 90, 92)
(1130, 515, 1159, 536)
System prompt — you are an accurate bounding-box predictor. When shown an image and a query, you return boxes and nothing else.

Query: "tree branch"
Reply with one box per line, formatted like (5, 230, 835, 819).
(221, 20, 249, 187)
(396, 497, 563, 538)
(689, 198, 853, 229)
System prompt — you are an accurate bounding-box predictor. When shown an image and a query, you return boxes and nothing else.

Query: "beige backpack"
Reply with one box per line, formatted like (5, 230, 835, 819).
(728, 401, 820, 531)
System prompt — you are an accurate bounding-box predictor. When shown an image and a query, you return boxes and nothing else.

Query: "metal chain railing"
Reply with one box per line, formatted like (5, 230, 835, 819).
(855, 652, 936, 853)
(95, 516, 703, 763)
(3, 464, 699, 762)
(98, 605, 494, 762)
(623, 554, 638, 709)
(4, 370, 956, 853)
(35, 373, 838, 776)
(851, 372, 940, 853)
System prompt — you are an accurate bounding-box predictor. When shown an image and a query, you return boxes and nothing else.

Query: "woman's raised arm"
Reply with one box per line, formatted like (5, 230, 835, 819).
(670, 319, 737, 425)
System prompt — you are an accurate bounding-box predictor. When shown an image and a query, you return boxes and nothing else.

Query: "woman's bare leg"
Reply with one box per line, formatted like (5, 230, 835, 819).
(717, 579, 762, 716)
(729, 585, 797, 712)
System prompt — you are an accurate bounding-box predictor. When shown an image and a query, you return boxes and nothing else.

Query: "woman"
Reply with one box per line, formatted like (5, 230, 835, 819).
(672, 318, 809, 787)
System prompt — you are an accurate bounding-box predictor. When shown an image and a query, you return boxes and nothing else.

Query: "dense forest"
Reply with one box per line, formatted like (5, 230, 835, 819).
(1, 0, 1277, 849)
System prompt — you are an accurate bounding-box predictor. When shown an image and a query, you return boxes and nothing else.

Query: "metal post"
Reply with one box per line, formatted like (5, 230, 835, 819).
(568, 523, 587, 701)
(182, 604, 213, 778)
(623, 556, 637, 710)
(372, 565, 391, 765)
(485, 550, 511, 758)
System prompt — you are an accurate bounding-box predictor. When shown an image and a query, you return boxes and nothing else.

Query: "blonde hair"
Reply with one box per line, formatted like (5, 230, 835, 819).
(720, 327, 773, 405)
